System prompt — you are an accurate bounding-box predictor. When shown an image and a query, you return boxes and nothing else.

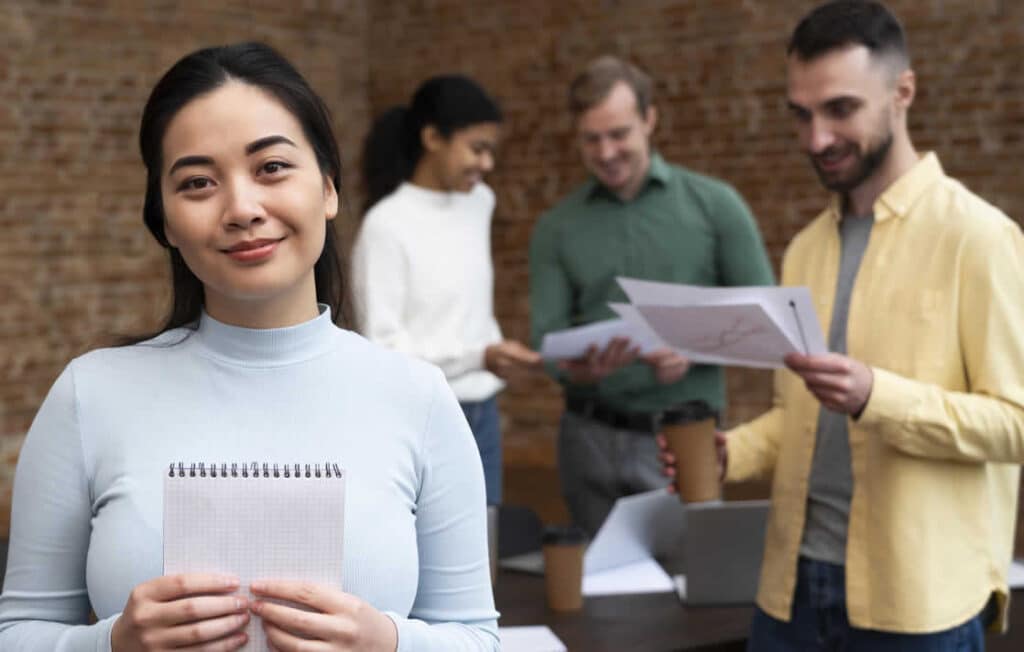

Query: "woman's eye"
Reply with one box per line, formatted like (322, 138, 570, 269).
(179, 177, 212, 192)
(261, 161, 291, 175)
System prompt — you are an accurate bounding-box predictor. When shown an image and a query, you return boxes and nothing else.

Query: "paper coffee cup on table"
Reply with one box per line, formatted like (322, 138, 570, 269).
(541, 525, 586, 611)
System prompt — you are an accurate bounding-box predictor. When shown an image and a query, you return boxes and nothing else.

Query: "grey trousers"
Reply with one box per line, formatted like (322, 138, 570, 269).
(557, 410, 667, 538)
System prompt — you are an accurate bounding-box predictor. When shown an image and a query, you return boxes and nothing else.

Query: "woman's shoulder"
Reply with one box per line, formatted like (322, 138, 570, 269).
(361, 186, 418, 228)
(333, 328, 445, 388)
(66, 327, 196, 376)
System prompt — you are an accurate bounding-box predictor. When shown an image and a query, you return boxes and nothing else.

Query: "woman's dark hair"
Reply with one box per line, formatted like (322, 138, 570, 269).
(127, 42, 349, 344)
(361, 75, 502, 213)
(788, 1, 908, 66)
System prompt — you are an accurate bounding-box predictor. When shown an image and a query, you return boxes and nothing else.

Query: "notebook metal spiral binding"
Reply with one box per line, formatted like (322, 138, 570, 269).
(168, 462, 343, 479)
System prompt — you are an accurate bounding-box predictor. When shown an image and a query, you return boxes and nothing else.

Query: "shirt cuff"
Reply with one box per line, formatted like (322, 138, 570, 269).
(857, 366, 916, 441)
(383, 611, 406, 652)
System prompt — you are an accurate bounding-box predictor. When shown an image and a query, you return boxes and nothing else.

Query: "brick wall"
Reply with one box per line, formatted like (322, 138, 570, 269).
(0, 0, 371, 535)
(367, 0, 1024, 550)
(2, 0, 1023, 553)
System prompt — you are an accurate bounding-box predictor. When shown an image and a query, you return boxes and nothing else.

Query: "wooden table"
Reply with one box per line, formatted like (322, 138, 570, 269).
(496, 570, 751, 651)
(495, 570, 1024, 652)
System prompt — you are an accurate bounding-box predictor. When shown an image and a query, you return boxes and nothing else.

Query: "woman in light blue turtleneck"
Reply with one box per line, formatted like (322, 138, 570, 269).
(0, 43, 498, 652)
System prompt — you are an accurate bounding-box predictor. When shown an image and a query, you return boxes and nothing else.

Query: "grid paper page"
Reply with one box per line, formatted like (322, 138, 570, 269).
(164, 466, 346, 651)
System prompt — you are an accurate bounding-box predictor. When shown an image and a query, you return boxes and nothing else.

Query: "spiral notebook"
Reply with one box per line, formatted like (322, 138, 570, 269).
(164, 462, 347, 652)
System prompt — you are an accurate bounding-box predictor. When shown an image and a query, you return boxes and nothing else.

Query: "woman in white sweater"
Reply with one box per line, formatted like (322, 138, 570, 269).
(0, 43, 498, 652)
(352, 76, 540, 506)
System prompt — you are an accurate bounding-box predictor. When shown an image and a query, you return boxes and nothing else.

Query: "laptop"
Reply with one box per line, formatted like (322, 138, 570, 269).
(675, 499, 770, 606)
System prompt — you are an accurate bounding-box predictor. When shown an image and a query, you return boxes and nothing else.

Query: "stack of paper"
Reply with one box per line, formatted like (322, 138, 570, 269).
(539, 277, 826, 369)
(617, 278, 826, 368)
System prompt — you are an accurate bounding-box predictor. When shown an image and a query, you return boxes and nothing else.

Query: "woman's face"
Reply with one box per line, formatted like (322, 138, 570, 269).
(424, 122, 500, 193)
(160, 81, 338, 327)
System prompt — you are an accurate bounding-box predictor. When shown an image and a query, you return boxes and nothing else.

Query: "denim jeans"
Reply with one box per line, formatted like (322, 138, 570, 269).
(748, 557, 987, 652)
(460, 396, 501, 506)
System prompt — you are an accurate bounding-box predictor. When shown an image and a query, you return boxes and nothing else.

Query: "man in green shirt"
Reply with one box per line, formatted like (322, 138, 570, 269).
(529, 55, 775, 536)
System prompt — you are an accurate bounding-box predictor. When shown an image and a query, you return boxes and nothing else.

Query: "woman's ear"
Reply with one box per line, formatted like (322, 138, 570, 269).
(163, 220, 179, 248)
(323, 177, 339, 221)
(421, 125, 444, 153)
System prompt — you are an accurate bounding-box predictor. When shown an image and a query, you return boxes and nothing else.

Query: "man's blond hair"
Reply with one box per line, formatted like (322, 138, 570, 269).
(568, 55, 653, 116)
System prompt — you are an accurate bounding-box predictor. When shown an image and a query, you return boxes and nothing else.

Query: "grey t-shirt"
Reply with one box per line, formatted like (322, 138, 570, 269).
(799, 213, 874, 564)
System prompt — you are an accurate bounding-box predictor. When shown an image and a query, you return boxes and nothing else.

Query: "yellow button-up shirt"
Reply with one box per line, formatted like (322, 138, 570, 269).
(726, 153, 1024, 633)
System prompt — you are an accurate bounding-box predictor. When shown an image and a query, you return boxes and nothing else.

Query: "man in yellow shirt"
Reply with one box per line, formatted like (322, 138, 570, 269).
(661, 1, 1024, 649)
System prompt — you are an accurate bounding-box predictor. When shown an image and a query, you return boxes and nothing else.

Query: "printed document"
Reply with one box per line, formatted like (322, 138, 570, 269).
(616, 277, 826, 368)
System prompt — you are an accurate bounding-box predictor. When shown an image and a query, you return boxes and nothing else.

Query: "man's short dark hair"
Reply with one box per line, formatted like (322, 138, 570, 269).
(788, 1, 909, 66)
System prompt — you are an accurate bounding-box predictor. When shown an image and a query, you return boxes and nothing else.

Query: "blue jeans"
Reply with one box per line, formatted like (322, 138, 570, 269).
(749, 557, 987, 651)
(460, 396, 501, 506)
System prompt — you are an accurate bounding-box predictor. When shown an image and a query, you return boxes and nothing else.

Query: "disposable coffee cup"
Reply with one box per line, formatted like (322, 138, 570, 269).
(541, 525, 586, 611)
(663, 417, 721, 503)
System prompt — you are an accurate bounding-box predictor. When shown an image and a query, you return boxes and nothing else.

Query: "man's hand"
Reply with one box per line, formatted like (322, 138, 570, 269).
(558, 337, 639, 384)
(641, 348, 691, 385)
(484, 340, 542, 379)
(656, 430, 729, 487)
(784, 352, 874, 416)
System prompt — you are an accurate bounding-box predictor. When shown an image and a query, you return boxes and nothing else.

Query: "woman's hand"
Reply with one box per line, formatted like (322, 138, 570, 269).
(250, 580, 398, 652)
(484, 340, 542, 379)
(111, 574, 249, 651)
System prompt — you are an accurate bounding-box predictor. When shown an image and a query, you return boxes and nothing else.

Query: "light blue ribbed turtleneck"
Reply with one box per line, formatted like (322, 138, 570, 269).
(0, 308, 499, 651)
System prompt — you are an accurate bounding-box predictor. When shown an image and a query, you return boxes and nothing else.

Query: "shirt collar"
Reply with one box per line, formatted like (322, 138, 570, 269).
(194, 304, 336, 367)
(586, 151, 671, 202)
(826, 152, 945, 223)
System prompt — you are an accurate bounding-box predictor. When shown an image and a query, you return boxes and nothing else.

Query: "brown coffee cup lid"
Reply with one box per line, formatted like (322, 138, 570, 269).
(542, 524, 587, 546)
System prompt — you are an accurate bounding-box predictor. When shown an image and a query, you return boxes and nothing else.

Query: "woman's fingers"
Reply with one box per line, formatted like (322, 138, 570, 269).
(252, 599, 337, 641)
(166, 595, 249, 627)
(145, 574, 240, 602)
(262, 620, 333, 652)
(157, 610, 250, 649)
(250, 580, 346, 614)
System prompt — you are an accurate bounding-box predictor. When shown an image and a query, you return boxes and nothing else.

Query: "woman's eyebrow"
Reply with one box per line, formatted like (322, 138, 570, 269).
(168, 154, 213, 175)
(246, 135, 297, 155)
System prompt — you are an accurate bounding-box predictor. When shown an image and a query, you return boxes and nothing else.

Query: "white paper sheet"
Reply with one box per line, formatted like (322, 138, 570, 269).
(539, 317, 662, 360)
(584, 489, 685, 574)
(583, 558, 675, 596)
(1009, 560, 1024, 588)
(616, 277, 826, 368)
(499, 626, 567, 652)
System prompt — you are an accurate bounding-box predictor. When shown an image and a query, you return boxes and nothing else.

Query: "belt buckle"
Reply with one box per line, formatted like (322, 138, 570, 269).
(651, 412, 665, 433)
(576, 398, 597, 421)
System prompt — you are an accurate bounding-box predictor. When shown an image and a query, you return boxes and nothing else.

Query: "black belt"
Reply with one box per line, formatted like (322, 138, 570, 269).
(565, 397, 715, 433)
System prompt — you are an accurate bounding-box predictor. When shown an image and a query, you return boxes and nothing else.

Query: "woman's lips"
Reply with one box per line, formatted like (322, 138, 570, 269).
(223, 238, 282, 263)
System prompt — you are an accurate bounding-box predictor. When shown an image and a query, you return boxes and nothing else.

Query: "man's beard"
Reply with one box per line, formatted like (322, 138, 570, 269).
(811, 130, 894, 194)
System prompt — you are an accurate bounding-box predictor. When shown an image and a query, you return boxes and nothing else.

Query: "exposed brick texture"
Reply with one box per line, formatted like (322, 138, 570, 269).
(0, 0, 371, 535)
(1, 1, 1022, 556)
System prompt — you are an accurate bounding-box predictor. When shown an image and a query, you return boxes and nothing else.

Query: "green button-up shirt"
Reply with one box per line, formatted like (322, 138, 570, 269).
(529, 153, 775, 414)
